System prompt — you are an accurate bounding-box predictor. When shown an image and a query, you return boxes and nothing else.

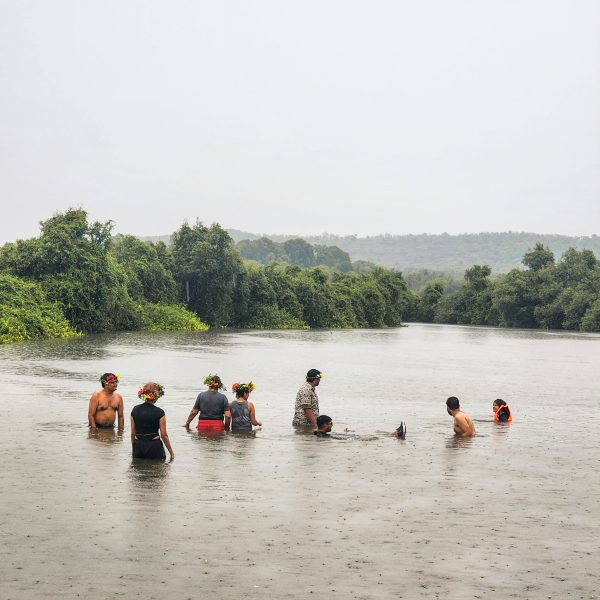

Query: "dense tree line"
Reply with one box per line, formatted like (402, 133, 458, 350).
(408, 244, 600, 332)
(3, 211, 600, 344)
(0, 209, 412, 342)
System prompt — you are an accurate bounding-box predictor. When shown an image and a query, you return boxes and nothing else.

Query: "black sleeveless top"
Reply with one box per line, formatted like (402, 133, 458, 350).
(131, 402, 165, 435)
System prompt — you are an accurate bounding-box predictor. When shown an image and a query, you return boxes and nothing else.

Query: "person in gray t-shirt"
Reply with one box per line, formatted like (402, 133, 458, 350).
(182, 374, 231, 432)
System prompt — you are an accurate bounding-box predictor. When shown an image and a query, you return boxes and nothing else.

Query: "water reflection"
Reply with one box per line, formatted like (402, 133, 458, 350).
(445, 434, 477, 449)
(87, 427, 124, 445)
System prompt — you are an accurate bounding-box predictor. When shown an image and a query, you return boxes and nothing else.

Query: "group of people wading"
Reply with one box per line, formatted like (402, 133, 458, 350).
(88, 369, 513, 461)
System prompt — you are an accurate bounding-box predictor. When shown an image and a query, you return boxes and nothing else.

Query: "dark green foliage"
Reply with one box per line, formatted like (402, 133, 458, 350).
(136, 302, 209, 332)
(0, 274, 80, 343)
(522, 243, 555, 272)
(237, 237, 353, 272)
(171, 221, 244, 326)
(0, 209, 138, 333)
(111, 235, 177, 303)
(415, 244, 600, 332)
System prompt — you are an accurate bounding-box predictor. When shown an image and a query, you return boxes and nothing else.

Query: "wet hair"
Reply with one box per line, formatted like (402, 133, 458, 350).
(100, 373, 118, 388)
(493, 399, 507, 407)
(317, 414, 332, 428)
(446, 396, 460, 410)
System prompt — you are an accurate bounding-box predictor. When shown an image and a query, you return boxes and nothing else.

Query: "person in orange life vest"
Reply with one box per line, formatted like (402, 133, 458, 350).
(493, 399, 512, 423)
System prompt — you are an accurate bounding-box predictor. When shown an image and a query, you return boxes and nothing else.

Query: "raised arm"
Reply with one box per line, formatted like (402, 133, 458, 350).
(159, 416, 175, 460)
(248, 402, 262, 427)
(88, 392, 99, 428)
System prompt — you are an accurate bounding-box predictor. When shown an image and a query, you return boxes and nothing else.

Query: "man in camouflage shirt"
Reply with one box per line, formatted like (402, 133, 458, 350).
(292, 368, 323, 428)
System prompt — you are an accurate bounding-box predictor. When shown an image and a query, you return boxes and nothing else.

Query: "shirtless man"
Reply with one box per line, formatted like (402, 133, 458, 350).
(88, 373, 124, 430)
(446, 396, 475, 437)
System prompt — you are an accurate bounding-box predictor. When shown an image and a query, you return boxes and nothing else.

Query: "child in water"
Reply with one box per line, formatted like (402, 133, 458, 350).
(493, 399, 512, 423)
(229, 382, 262, 432)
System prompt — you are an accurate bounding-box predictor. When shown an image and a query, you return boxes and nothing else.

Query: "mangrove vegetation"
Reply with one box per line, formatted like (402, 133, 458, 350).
(2, 209, 600, 344)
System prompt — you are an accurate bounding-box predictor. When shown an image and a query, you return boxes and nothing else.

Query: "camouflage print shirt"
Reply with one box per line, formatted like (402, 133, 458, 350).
(292, 382, 319, 427)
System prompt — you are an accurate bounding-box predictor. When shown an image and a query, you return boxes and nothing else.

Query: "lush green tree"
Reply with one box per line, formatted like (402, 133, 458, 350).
(522, 243, 555, 272)
(171, 221, 243, 326)
(111, 235, 177, 303)
(282, 239, 316, 268)
(136, 302, 209, 332)
(416, 281, 445, 322)
(432, 265, 494, 325)
(0, 209, 138, 333)
(313, 245, 353, 272)
(580, 299, 600, 332)
(237, 237, 283, 264)
(0, 274, 80, 343)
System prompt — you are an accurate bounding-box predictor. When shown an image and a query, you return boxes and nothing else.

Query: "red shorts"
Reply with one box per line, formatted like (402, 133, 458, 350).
(197, 420, 225, 432)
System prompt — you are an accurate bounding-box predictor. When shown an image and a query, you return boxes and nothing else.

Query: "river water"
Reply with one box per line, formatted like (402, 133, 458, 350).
(0, 324, 598, 599)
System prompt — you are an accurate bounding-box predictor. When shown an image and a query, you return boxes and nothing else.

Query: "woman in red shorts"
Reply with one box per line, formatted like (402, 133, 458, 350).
(182, 374, 231, 432)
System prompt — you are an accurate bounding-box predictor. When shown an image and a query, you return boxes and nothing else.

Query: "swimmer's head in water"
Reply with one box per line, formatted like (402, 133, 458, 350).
(100, 373, 119, 387)
(316, 414, 333, 431)
(493, 399, 507, 408)
(232, 382, 255, 397)
(446, 396, 460, 412)
(138, 382, 165, 402)
(203, 374, 226, 391)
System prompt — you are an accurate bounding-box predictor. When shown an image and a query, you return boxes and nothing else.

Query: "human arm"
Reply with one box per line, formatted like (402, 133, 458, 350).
(88, 393, 99, 428)
(182, 408, 199, 428)
(224, 409, 231, 432)
(303, 408, 317, 429)
(117, 394, 124, 430)
(130, 415, 137, 447)
(248, 402, 261, 427)
(159, 416, 175, 460)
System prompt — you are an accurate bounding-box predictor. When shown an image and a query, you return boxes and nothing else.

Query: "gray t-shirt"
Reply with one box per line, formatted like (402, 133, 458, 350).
(193, 390, 229, 420)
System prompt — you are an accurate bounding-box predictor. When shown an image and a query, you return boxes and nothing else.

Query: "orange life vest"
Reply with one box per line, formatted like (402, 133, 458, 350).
(493, 404, 512, 423)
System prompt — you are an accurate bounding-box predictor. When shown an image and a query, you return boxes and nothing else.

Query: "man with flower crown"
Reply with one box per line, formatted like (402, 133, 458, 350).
(88, 373, 124, 429)
(182, 374, 231, 432)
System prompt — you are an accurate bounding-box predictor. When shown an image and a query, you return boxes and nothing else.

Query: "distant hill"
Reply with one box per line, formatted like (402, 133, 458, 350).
(138, 231, 600, 274)
(228, 231, 600, 273)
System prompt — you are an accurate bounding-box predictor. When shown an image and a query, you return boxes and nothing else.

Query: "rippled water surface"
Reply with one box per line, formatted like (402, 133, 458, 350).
(1, 324, 598, 599)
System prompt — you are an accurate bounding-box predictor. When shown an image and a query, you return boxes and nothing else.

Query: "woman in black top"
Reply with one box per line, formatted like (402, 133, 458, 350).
(130, 382, 175, 461)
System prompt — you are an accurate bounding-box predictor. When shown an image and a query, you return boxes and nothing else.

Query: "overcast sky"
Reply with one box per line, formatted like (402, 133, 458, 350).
(1, 1, 599, 243)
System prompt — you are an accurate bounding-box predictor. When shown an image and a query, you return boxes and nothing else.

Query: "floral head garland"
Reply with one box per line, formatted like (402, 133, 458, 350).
(100, 373, 120, 386)
(203, 374, 226, 391)
(138, 382, 165, 402)
(232, 381, 256, 396)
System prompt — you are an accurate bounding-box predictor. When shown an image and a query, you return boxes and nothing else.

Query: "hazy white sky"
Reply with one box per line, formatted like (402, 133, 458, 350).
(1, 0, 599, 243)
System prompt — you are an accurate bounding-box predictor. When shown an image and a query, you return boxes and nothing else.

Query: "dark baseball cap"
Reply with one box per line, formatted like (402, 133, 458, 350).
(306, 369, 323, 379)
